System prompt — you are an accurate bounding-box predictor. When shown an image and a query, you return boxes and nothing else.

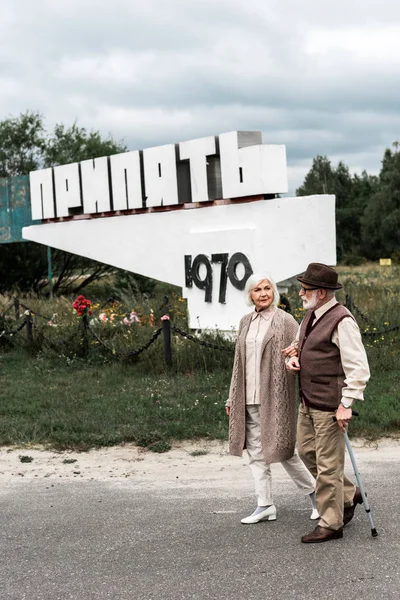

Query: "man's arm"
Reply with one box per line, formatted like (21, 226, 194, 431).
(334, 317, 370, 406)
(334, 316, 370, 431)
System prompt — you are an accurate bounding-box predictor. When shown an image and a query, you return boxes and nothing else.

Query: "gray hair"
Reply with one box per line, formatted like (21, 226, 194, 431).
(325, 289, 336, 300)
(244, 272, 280, 308)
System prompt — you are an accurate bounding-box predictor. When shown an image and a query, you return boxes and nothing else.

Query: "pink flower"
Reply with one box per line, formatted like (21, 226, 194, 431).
(99, 313, 108, 322)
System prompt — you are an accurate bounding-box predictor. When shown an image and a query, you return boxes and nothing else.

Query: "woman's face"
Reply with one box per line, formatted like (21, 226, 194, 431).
(250, 279, 274, 312)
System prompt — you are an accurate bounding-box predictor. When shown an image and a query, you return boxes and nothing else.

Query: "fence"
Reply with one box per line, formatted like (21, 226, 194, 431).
(1, 294, 399, 367)
(0, 297, 234, 367)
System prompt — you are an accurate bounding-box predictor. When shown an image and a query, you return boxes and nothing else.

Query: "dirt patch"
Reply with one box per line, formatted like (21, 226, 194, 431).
(1, 438, 399, 488)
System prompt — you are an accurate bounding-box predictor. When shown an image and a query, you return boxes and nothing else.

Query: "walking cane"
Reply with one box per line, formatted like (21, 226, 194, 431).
(339, 410, 378, 537)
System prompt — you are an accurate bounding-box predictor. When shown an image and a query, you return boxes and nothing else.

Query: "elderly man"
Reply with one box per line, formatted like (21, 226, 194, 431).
(286, 263, 370, 543)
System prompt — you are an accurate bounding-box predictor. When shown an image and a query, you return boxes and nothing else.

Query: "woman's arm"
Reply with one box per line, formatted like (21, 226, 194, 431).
(225, 316, 246, 416)
(282, 312, 301, 372)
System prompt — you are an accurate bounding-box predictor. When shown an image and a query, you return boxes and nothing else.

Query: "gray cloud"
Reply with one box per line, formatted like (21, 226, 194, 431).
(1, 0, 400, 192)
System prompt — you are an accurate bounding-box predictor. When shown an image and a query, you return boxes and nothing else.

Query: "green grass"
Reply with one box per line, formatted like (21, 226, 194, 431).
(0, 351, 231, 450)
(0, 262, 399, 449)
(0, 343, 398, 450)
(358, 370, 400, 438)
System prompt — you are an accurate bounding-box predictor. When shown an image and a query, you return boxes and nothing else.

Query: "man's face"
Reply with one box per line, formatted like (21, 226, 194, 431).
(299, 287, 319, 310)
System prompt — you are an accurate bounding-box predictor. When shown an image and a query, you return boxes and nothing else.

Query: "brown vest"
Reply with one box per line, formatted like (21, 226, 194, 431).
(299, 304, 354, 411)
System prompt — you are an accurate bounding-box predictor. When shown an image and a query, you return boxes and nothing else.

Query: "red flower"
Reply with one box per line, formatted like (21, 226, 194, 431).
(72, 295, 92, 317)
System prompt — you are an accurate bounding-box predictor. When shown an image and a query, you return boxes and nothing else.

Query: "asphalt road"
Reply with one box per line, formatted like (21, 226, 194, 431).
(0, 448, 398, 600)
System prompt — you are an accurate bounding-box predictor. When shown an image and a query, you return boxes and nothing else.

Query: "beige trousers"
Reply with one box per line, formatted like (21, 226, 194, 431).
(297, 403, 356, 530)
(245, 405, 315, 506)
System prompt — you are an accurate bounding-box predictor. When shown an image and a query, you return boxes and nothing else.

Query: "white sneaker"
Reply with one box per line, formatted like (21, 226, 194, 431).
(241, 505, 277, 524)
(310, 508, 320, 520)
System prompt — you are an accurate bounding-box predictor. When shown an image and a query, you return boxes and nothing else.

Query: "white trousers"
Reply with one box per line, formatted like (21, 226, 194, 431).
(245, 405, 315, 506)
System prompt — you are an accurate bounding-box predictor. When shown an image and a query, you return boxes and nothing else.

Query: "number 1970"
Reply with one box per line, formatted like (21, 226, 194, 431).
(184, 252, 253, 303)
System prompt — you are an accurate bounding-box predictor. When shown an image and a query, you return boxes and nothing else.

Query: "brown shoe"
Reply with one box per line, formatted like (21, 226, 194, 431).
(301, 525, 343, 543)
(343, 487, 364, 526)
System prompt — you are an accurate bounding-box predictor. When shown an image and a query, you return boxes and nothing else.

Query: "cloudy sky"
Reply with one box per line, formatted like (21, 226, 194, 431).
(1, 0, 400, 192)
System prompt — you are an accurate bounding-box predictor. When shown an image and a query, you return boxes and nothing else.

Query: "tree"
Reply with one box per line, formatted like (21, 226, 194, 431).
(296, 157, 375, 261)
(43, 122, 127, 168)
(0, 111, 127, 177)
(296, 156, 337, 197)
(0, 111, 46, 177)
(0, 111, 128, 295)
(361, 144, 400, 260)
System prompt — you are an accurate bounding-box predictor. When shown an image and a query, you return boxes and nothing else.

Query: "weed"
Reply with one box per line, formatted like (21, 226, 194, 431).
(148, 441, 172, 453)
(19, 455, 33, 463)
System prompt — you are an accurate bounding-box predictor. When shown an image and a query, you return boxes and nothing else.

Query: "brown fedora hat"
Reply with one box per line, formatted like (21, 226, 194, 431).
(297, 263, 343, 290)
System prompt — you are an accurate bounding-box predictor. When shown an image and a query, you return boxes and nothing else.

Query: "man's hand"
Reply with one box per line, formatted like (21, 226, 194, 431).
(286, 356, 300, 372)
(335, 404, 352, 432)
(282, 344, 298, 358)
(225, 406, 230, 417)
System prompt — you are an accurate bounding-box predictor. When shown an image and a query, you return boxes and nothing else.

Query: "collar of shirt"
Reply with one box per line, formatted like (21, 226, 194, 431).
(251, 307, 276, 322)
(314, 296, 338, 321)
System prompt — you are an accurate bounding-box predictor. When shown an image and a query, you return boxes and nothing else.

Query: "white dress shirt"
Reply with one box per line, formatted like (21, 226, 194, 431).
(245, 308, 275, 405)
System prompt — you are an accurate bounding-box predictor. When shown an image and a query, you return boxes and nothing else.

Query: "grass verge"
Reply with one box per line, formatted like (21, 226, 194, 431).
(0, 351, 231, 451)
(0, 347, 399, 450)
(1, 262, 399, 449)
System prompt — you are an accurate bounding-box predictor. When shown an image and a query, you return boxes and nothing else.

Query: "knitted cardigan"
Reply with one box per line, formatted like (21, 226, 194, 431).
(227, 308, 299, 464)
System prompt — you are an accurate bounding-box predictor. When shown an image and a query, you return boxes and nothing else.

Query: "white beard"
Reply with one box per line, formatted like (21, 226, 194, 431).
(302, 290, 318, 310)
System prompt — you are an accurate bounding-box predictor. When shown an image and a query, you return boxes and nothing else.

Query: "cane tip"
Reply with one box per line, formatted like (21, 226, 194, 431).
(371, 528, 378, 537)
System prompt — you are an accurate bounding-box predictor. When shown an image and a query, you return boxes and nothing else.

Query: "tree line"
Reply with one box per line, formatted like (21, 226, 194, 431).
(1, 111, 399, 294)
(296, 149, 400, 263)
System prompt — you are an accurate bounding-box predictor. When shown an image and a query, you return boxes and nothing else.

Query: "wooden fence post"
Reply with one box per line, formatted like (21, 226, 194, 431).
(25, 311, 33, 345)
(162, 316, 172, 368)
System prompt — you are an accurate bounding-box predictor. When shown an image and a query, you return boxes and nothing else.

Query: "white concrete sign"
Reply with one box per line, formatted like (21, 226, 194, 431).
(29, 131, 288, 219)
(23, 130, 337, 330)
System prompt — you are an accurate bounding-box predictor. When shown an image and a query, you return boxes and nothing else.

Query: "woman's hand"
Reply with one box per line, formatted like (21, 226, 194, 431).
(286, 356, 300, 372)
(282, 344, 298, 358)
(225, 406, 231, 417)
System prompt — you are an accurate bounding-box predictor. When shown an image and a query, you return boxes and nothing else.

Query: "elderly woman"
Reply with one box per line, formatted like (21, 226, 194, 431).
(226, 273, 318, 524)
